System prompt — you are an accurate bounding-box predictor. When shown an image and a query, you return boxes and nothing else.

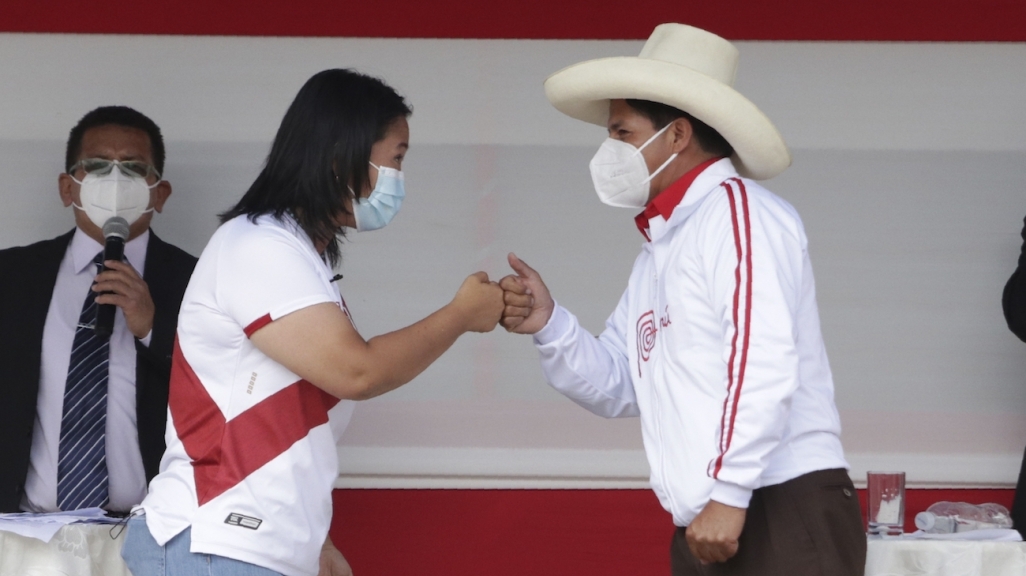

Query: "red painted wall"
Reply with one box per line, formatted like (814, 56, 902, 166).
(329, 488, 1016, 575)
(3, 0, 1026, 41)
(330, 489, 673, 575)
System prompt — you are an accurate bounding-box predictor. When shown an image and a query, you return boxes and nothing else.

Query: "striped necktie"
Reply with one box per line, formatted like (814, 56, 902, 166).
(57, 251, 110, 510)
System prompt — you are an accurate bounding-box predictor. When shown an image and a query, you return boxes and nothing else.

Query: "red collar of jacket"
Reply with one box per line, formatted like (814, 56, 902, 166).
(634, 157, 724, 241)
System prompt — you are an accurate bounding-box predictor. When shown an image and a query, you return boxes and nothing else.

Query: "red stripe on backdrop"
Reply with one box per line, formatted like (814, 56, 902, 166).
(2, 0, 1026, 41)
(329, 488, 1017, 575)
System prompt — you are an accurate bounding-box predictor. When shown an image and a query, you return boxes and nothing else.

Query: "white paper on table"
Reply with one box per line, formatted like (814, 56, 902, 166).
(0, 508, 118, 543)
(902, 528, 1023, 541)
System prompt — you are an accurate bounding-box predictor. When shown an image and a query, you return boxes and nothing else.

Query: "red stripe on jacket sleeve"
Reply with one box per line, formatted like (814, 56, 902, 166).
(713, 178, 753, 479)
(244, 313, 273, 338)
(717, 181, 743, 460)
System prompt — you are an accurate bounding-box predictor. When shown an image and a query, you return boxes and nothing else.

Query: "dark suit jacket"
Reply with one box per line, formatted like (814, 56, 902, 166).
(1004, 216, 1026, 342)
(0, 229, 196, 512)
(1003, 215, 1026, 537)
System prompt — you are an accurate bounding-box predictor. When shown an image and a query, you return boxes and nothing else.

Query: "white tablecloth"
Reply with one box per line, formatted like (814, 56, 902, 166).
(6, 523, 1026, 576)
(867, 539, 1026, 576)
(0, 523, 130, 576)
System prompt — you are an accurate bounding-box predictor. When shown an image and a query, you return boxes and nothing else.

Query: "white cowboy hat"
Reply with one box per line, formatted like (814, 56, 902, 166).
(544, 23, 791, 180)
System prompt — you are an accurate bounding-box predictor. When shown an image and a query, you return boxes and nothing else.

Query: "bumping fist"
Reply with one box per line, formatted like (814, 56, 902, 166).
(452, 271, 504, 333)
(499, 253, 554, 335)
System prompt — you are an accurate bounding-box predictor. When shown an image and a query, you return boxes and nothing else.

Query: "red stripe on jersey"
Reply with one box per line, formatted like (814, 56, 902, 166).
(243, 313, 273, 338)
(167, 340, 225, 502)
(713, 179, 753, 479)
(168, 338, 341, 505)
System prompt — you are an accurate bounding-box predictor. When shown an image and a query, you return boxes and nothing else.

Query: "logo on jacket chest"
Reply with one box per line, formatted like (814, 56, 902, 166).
(636, 306, 671, 377)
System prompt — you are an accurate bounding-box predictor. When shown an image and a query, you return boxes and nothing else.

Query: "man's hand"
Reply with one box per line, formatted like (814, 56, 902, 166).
(92, 260, 155, 340)
(685, 500, 746, 564)
(498, 253, 554, 335)
(319, 538, 353, 576)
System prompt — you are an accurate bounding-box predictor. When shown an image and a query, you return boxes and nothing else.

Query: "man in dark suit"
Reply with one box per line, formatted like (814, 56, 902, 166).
(0, 106, 197, 513)
(1004, 215, 1026, 537)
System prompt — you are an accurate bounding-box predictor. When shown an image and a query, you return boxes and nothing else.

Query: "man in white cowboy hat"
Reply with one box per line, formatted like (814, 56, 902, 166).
(499, 24, 865, 575)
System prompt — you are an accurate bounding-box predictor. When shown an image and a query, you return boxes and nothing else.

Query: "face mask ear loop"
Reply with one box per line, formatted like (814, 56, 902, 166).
(641, 152, 681, 186)
(631, 123, 673, 158)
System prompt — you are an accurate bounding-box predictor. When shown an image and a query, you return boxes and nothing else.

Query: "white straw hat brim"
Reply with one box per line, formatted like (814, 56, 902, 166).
(545, 56, 792, 180)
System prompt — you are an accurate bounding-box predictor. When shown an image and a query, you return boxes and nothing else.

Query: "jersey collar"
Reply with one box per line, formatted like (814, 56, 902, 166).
(635, 157, 724, 241)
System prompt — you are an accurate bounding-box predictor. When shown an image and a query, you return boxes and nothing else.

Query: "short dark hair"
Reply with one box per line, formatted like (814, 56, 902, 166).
(65, 106, 166, 174)
(219, 69, 412, 267)
(625, 99, 734, 158)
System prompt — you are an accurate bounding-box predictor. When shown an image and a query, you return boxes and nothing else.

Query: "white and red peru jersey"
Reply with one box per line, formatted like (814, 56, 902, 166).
(139, 214, 354, 576)
(533, 158, 848, 527)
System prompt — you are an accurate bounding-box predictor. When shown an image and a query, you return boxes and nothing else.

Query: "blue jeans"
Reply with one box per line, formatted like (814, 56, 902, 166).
(121, 516, 284, 576)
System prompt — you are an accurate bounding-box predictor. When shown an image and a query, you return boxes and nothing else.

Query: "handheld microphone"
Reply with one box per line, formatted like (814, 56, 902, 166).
(94, 216, 130, 338)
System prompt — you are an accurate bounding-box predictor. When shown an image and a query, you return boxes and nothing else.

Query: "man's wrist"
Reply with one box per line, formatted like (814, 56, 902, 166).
(708, 480, 752, 510)
(532, 302, 567, 344)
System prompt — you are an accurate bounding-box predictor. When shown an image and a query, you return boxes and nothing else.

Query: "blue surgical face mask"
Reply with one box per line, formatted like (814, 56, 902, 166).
(353, 162, 405, 232)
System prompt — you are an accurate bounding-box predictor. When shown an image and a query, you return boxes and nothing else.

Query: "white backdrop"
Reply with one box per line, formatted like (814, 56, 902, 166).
(1, 34, 1025, 488)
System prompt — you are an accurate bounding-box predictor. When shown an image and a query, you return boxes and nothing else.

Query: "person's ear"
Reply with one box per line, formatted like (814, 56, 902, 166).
(58, 173, 76, 207)
(668, 117, 694, 154)
(151, 181, 172, 213)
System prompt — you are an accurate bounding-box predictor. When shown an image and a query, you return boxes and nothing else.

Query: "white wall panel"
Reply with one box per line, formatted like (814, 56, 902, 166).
(2, 34, 1024, 487)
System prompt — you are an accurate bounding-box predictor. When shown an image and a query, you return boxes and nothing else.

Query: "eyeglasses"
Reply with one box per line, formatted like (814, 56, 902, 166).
(69, 158, 161, 180)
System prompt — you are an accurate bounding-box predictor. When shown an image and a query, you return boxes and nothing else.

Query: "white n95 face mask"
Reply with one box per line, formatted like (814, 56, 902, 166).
(354, 162, 405, 232)
(72, 169, 157, 228)
(589, 123, 678, 209)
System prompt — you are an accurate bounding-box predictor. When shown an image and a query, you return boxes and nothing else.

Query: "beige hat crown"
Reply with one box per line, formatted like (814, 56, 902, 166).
(639, 24, 739, 86)
(544, 23, 791, 180)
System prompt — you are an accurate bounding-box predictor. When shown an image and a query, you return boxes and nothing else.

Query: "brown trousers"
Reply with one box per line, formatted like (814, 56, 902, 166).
(671, 468, 866, 576)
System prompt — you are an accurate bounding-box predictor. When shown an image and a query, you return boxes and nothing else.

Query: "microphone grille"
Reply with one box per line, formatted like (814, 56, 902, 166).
(103, 216, 130, 240)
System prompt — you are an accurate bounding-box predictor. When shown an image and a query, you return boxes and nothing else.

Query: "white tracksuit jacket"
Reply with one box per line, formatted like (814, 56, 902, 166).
(533, 158, 848, 527)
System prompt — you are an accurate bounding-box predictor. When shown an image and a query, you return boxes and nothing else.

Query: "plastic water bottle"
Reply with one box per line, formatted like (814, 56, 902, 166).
(914, 502, 1013, 533)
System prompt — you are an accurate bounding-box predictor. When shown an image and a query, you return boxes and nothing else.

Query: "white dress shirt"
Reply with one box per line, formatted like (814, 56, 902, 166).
(21, 227, 153, 512)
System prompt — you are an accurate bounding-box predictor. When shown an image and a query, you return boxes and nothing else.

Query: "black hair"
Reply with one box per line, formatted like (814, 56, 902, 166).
(625, 99, 734, 158)
(65, 106, 166, 174)
(219, 68, 412, 267)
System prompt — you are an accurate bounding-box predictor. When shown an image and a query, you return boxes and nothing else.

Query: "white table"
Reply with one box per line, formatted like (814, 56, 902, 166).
(867, 539, 1026, 576)
(0, 523, 130, 576)
(6, 524, 1025, 576)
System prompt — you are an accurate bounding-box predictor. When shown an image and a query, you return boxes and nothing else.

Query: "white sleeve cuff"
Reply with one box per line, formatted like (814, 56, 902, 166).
(708, 480, 753, 509)
(532, 302, 570, 346)
(138, 330, 153, 347)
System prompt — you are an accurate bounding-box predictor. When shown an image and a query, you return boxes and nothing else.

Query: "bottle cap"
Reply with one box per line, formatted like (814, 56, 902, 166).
(915, 511, 935, 531)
